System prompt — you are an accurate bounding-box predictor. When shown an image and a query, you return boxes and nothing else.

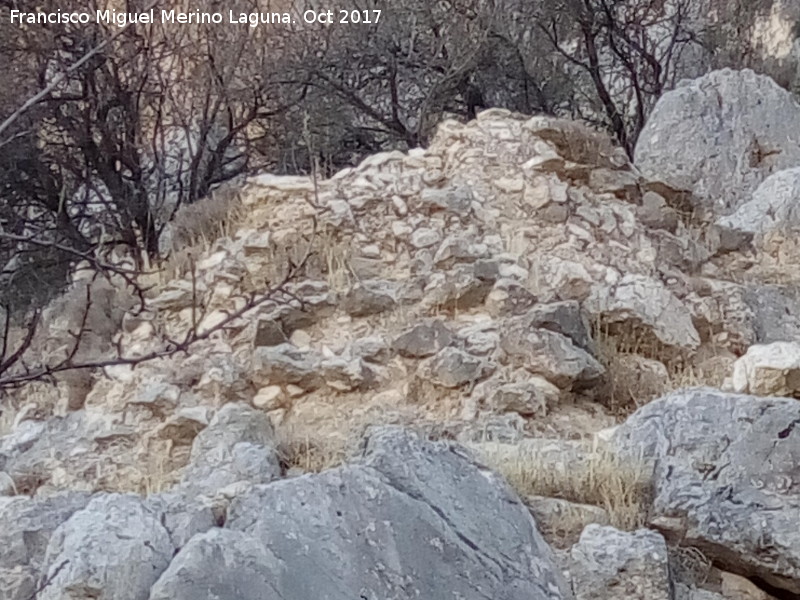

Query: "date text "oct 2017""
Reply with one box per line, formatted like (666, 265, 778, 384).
(303, 10, 381, 25)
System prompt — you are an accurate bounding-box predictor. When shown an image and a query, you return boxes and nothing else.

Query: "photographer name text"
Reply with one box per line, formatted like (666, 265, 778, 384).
(9, 8, 382, 28)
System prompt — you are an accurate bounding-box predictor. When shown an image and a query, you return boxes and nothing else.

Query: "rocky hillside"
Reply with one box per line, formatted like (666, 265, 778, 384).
(2, 68, 800, 599)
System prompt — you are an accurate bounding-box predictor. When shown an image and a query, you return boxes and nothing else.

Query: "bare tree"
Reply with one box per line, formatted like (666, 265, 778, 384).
(255, 0, 502, 174)
(536, 0, 700, 156)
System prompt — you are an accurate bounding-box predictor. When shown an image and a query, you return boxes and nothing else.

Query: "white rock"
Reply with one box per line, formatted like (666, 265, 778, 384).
(392, 196, 408, 216)
(636, 69, 800, 216)
(410, 228, 443, 249)
(253, 386, 283, 410)
(731, 341, 800, 396)
(290, 329, 312, 349)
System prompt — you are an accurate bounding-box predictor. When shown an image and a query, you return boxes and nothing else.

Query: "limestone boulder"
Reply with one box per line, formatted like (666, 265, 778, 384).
(148, 529, 282, 599)
(587, 274, 700, 350)
(341, 279, 399, 317)
(500, 325, 605, 390)
(392, 320, 455, 358)
(181, 403, 281, 496)
(612, 389, 800, 595)
(417, 347, 495, 388)
(636, 69, 800, 217)
(251, 343, 322, 390)
(717, 168, 800, 237)
(153, 427, 571, 600)
(0, 491, 91, 597)
(567, 525, 671, 600)
(39, 494, 173, 600)
(742, 284, 800, 344)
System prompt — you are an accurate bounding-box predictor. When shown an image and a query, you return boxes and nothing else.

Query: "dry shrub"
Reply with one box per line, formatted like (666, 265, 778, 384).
(274, 423, 349, 474)
(160, 185, 247, 280)
(476, 441, 653, 532)
(0, 401, 16, 437)
(593, 318, 731, 413)
(313, 224, 353, 292)
(593, 319, 675, 412)
(666, 354, 731, 391)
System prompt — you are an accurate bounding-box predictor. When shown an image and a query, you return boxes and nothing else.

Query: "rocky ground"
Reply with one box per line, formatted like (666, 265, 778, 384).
(3, 68, 800, 599)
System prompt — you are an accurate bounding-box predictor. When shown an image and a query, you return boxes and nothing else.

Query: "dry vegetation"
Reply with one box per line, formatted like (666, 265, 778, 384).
(159, 186, 248, 282)
(275, 424, 350, 474)
(593, 319, 731, 414)
(315, 225, 355, 293)
(474, 441, 653, 535)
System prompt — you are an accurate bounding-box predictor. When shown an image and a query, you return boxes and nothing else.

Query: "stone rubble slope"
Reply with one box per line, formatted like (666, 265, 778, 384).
(4, 70, 800, 599)
(3, 106, 779, 496)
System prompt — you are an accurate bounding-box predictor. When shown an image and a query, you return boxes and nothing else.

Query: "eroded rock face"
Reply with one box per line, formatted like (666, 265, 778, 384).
(612, 389, 800, 595)
(743, 284, 800, 344)
(586, 274, 700, 350)
(149, 529, 282, 600)
(341, 279, 399, 317)
(500, 324, 605, 391)
(392, 320, 455, 358)
(152, 427, 571, 600)
(417, 346, 495, 388)
(636, 69, 800, 217)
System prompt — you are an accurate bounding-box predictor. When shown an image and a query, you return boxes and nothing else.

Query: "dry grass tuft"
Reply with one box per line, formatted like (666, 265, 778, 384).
(315, 225, 354, 292)
(0, 401, 15, 437)
(476, 441, 653, 532)
(592, 318, 730, 414)
(275, 424, 349, 474)
(160, 185, 247, 281)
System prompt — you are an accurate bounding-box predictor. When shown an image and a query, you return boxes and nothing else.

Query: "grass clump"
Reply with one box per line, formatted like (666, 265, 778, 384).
(474, 441, 653, 533)
(274, 424, 349, 474)
(160, 185, 247, 281)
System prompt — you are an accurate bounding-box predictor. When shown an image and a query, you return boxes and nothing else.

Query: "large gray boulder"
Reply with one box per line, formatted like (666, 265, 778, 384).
(180, 402, 281, 497)
(39, 494, 173, 600)
(153, 427, 570, 600)
(635, 69, 800, 217)
(148, 528, 282, 599)
(567, 525, 671, 600)
(0, 492, 91, 600)
(586, 274, 700, 350)
(612, 388, 800, 595)
(143, 491, 219, 549)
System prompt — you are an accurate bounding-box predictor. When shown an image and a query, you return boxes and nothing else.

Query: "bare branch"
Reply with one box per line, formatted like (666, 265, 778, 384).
(0, 0, 162, 146)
